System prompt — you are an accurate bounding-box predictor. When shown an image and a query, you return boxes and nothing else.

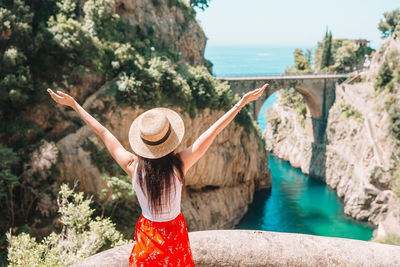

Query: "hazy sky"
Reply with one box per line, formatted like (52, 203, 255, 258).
(196, 0, 399, 48)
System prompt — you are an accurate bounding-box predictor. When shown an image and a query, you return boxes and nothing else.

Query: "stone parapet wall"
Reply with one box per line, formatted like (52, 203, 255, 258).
(73, 230, 400, 267)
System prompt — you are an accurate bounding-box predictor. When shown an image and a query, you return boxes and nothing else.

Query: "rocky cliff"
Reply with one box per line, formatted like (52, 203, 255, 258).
(7, 0, 270, 238)
(115, 0, 206, 65)
(264, 37, 400, 241)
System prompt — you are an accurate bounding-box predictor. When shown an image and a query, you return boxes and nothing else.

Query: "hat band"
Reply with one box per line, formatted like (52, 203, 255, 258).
(141, 124, 171, 146)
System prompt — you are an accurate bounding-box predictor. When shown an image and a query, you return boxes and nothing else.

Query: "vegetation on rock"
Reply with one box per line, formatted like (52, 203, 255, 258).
(7, 184, 128, 267)
(189, 0, 211, 11)
(288, 28, 374, 74)
(378, 8, 400, 38)
(374, 51, 400, 92)
(285, 48, 312, 74)
(319, 29, 333, 71)
(278, 89, 307, 128)
(1, 0, 255, 264)
(314, 37, 374, 73)
(373, 233, 400, 246)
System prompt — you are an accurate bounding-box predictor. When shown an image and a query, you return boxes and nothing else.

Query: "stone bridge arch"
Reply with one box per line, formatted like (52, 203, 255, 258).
(254, 84, 323, 142)
(255, 84, 322, 120)
(220, 74, 346, 143)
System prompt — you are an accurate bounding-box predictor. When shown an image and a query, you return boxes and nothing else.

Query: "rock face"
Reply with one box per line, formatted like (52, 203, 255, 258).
(263, 36, 400, 240)
(72, 230, 400, 267)
(57, 91, 271, 231)
(114, 0, 206, 65)
(264, 86, 399, 226)
(364, 36, 400, 84)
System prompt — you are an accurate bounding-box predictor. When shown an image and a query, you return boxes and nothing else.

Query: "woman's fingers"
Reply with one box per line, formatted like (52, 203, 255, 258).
(57, 90, 68, 97)
(251, 86, 266, 97)
(47, 88, 65, 104)
(253, 83, 268, 94)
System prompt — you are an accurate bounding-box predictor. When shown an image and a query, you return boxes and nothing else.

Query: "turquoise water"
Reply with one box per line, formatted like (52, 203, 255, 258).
(256, 91, 278, 133)
(236, 155, 374, 240)
(205, 45, 374, 240)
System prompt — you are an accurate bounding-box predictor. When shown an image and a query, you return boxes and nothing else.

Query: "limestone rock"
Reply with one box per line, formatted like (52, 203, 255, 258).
(114, 0, 206, 65)
(263, 83, 398, 228)
(364, 36, 400, 84)
(182, 181, 264, 231)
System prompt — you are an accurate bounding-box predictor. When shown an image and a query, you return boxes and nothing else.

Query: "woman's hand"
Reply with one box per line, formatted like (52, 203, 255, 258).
(47, 88, 136, 176)
(239, 83, 269, 107)
(47, 88, 76, 107)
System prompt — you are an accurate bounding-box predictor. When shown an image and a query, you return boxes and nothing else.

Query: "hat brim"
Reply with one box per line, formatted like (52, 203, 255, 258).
(129, 108, 185, 159)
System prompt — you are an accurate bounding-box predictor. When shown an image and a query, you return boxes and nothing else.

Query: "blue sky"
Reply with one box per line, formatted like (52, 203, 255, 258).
(196, 0, 399, 49)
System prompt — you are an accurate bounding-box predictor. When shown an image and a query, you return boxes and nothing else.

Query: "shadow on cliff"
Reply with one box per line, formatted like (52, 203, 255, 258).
(309, 118, 327, 181)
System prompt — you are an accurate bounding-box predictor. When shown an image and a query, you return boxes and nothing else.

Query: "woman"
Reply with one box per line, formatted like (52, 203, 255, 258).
(47, 82, 268, 266)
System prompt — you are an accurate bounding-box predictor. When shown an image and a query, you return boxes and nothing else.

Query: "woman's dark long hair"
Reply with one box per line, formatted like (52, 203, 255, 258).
(137, 152, 184, 215)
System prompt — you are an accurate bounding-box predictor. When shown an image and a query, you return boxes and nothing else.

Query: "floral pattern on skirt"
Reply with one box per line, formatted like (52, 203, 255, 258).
(129, 212, 195, 266)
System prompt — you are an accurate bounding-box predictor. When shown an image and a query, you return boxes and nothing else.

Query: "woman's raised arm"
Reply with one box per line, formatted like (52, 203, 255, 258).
(47, 89, 137, 177)
(178, 83, 268, 175)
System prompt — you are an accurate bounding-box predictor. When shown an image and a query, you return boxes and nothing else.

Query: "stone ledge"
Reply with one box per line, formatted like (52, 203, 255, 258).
(73, 230, 400, 267)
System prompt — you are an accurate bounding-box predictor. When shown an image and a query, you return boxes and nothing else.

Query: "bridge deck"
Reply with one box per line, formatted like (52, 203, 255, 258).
(216, 74, 349, 81)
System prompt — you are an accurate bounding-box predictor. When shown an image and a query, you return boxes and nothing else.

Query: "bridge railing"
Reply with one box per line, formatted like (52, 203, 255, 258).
(215, 73, 350, 80)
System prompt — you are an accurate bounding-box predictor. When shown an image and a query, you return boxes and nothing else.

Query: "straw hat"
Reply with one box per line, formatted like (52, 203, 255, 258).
(128, 108, 185, 159)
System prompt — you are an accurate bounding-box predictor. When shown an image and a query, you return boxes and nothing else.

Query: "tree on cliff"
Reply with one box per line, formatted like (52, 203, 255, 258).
(294, 48, 312, 72)
(285, 48, 312, 74)
(378, 8, 400, 38)
(320, 29, 332, 70)
(189, 0, 211, 10)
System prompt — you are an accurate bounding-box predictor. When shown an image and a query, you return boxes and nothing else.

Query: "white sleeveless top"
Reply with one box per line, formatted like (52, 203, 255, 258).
(132, 164, 182, 222)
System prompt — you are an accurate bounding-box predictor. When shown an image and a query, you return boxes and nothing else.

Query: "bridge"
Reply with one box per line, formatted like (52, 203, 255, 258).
(217, 74, 349, 143)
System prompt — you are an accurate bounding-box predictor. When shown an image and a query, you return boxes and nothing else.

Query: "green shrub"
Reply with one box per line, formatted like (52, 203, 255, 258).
(81, 138, 124, 176)
(285, 48, 312, 74)
(385, 95, 400, 144)
(278, 88, 306, 127)
(342, 104, 363, 122)
(98, 173, 139, 236)
(375, 52, 400, 92)
(267, 114, 281, 135)
(83, 0, 122, 41)
(7, 184, 128, 266)
(374, 233, 400, 246)
(375, 60, 394, 89)
(378, 8, 400, 38)
(0, 146, 20, 227)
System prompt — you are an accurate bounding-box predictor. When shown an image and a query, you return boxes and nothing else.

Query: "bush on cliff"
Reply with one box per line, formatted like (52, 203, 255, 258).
(375, 51, 400, 147)
(385, 95, 400, 145)
(278, 89, 307, 128)
(285, 48, 312, 74)
(374, 51, 400, 92)
(374, 232, 400, 246)
(7, 184, 128, 267)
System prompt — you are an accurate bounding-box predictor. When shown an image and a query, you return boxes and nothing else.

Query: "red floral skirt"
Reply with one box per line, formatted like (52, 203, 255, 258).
(129, 212, 195, 267)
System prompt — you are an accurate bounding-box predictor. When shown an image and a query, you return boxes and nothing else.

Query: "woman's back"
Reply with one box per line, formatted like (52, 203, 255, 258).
(133, 163, 183, 222)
